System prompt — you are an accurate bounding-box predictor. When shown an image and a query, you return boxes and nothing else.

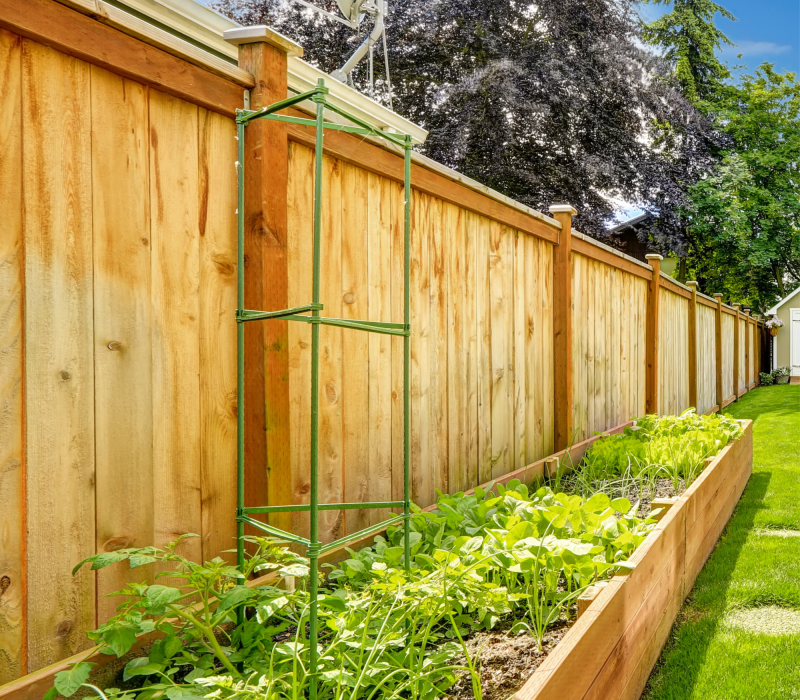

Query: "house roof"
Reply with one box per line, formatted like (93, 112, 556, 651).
(766, 285, 800, 315)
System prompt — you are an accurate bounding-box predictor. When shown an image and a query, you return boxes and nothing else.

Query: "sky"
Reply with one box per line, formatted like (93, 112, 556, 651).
(638, 0, 799, 76)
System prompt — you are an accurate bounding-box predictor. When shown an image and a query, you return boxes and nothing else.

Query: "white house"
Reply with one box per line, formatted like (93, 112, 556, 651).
(766, 286, 800, 378)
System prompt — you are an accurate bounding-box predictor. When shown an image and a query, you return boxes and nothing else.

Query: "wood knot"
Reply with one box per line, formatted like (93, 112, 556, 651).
(0, 576, 10, 594)
(298, 483, 310, 495)
(60, 371, 71, 381)
(299, 341, 309, 349)
(107, 341, 123, 351)
(56, 620, 73, 637)
(343, 292, 355, 305)
(141, 238, 149, 246)
(325, 381, 338, 404)
(103, 536, 134, 552)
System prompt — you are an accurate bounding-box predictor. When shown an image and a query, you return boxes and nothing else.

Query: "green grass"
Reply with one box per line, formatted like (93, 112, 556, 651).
(643, 385, 800, 700)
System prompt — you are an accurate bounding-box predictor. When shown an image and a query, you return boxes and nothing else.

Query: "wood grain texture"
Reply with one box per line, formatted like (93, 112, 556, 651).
(148, 89, 202, 562)
(22, 40, 96, 670)
(341, 161, 370, 532)
(317, 155, 343, 539)
(90, 66, 154, 621)
(0, 0, 247, 117)
(0, 27, 24, 683)
(696, 305, 717, 415)
(657, 288, 689, 416)
(287, 142, 313, 539)
(721, 312, 734, 402)
(645, 259, 661, 414)
(551, 212, 573, 451)
(571, 254, 647, 440)
(198, 108, 238, 563)
(367, 172, 392, 522)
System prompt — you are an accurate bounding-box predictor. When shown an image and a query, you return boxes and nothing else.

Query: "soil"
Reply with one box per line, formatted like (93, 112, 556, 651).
(555, 475, 686, 518)
(445, 615, 574, 700)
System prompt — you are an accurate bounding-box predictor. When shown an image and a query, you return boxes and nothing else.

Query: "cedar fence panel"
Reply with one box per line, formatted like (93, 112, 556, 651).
(0, 7, 766, 686)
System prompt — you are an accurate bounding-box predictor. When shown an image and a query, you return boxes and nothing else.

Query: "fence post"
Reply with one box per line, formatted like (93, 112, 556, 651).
(754, 316, 761, 382)
(743, 308, 751, 390)
(225, 27, 304, 531)
(645, 254, 663, 414)
(549, 204, 576, 452)
(713, 293, 724, 410)
(732, 303, 740, 401)
(687, 281, 698, 411)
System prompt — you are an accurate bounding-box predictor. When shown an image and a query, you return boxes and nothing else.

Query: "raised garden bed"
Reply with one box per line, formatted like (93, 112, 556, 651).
(512, 419, 752, 700)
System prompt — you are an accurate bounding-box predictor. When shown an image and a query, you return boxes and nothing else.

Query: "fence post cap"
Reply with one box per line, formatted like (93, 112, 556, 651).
(223, 26, 304, 57)
(645, 253, 664, 261)
(732, 302, 741, 309)
(686, 280, 698, 288)
(548, 204, 578, 216)
(713, 293, 724, 298)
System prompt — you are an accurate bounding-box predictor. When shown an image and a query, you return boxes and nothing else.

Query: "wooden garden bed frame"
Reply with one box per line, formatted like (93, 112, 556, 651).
(513, 419, 753, 700)
(0, 420, 752, 700)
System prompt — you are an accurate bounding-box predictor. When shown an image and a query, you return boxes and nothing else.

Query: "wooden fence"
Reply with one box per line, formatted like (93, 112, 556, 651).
(0, 1, 767, 686)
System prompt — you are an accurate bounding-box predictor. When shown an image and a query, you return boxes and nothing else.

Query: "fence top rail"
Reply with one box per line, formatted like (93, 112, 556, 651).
(572, 229, 653, 272)
(659, 271, 692, 292)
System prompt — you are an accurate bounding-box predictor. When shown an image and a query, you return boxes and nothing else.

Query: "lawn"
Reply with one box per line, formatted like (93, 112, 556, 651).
(643, 385, 800, 700)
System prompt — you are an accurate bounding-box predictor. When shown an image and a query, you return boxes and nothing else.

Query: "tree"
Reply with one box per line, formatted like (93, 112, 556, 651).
(687, 64, 800, 310)
(641, 0, 736, 105)
(213, 0, 713, 239)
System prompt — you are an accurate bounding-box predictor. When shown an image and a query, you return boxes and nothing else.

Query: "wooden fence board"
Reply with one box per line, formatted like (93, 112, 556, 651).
(317, 155, 343, 540)
(22, 40, 96, 670)
(0, 27, 24, 683)
(148, 89, 203, 563)
(447, 204, 467, 492)
(198, 108, 238, 563)
(367, 171, 392, 523)
(90, 66, 154, 621)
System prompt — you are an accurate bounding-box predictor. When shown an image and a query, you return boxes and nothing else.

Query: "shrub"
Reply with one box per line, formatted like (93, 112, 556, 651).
(772, 366, 790, 378)
(760, 372, 775, 386)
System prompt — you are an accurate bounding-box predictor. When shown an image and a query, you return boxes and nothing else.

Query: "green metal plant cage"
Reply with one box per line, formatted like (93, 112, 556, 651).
(235, 78, 413, 699)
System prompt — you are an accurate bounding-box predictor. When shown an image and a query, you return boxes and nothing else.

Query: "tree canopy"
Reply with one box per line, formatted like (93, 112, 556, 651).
(687, 65, 800, 310)
(213, 0, 713, 239)
(641, 0, 736, 104)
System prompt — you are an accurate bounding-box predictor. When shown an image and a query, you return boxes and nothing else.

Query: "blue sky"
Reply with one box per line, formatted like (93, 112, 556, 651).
(638, 0, 799, 76)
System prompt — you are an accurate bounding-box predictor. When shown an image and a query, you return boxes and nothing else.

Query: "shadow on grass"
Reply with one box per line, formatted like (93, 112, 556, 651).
(643, 469, 772, 698)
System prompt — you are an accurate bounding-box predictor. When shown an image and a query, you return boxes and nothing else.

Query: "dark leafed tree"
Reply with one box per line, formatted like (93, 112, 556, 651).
(641, 0, 736, 105)
(213, 0, 715, 239)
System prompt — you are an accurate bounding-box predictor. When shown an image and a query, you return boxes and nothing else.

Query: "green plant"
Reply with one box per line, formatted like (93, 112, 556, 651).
(772, 366, 790, 378)
(760, 372, 775, 386)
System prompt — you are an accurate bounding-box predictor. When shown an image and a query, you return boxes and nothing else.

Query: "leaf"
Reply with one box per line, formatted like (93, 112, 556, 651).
(162, 635, 183, 660)
(102, 625, 137, 657)
(42, 688, 58, 700)
(145, 585, 183, 607)
(277, 563, 310, 578)
(54, 663, 94, 697)
(217, 585, 256, 611)
(129, 554, 158, 569)
(123, 658, 151, 682)
(124, 662, 165, 680)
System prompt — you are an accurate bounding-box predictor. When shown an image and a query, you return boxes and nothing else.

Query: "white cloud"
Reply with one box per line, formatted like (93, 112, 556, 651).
(724, 40, 792, 56)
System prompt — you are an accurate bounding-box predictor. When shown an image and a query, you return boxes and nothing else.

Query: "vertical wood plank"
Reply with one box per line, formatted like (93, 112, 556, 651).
(714, 295, 724, 409)
(475, 216, 492, 483)
(526, 235, 540, 463)
(316, 155, 343, 540)
(199, 108, 238, 563)
(428, 197, 448, 497)
(489, 221, 509, 479)
(390, 180, 404, 505)
(513, 231, 526, 470)
(541, 242, 554, 455)
(287, 142, 313, 539)
(367, 171, 391, 522)
(572, 254, 585, 441)
(410, 192, 431, 505)
(22, 40, 96, 669)
(342, 163, 370, 525)
(446, 204, 466, 492)
(464, 212, 479, 490)
(610, 268, 620, 428)
(149, 89, 202, 562)
(645, 256, 662, 414)
(0, 27, 24, 683)
(91, 67, 154, 619)
(687, 282, 698, 410)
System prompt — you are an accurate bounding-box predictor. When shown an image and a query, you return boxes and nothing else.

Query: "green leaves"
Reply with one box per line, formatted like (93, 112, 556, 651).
(53, 663, 94, 697)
